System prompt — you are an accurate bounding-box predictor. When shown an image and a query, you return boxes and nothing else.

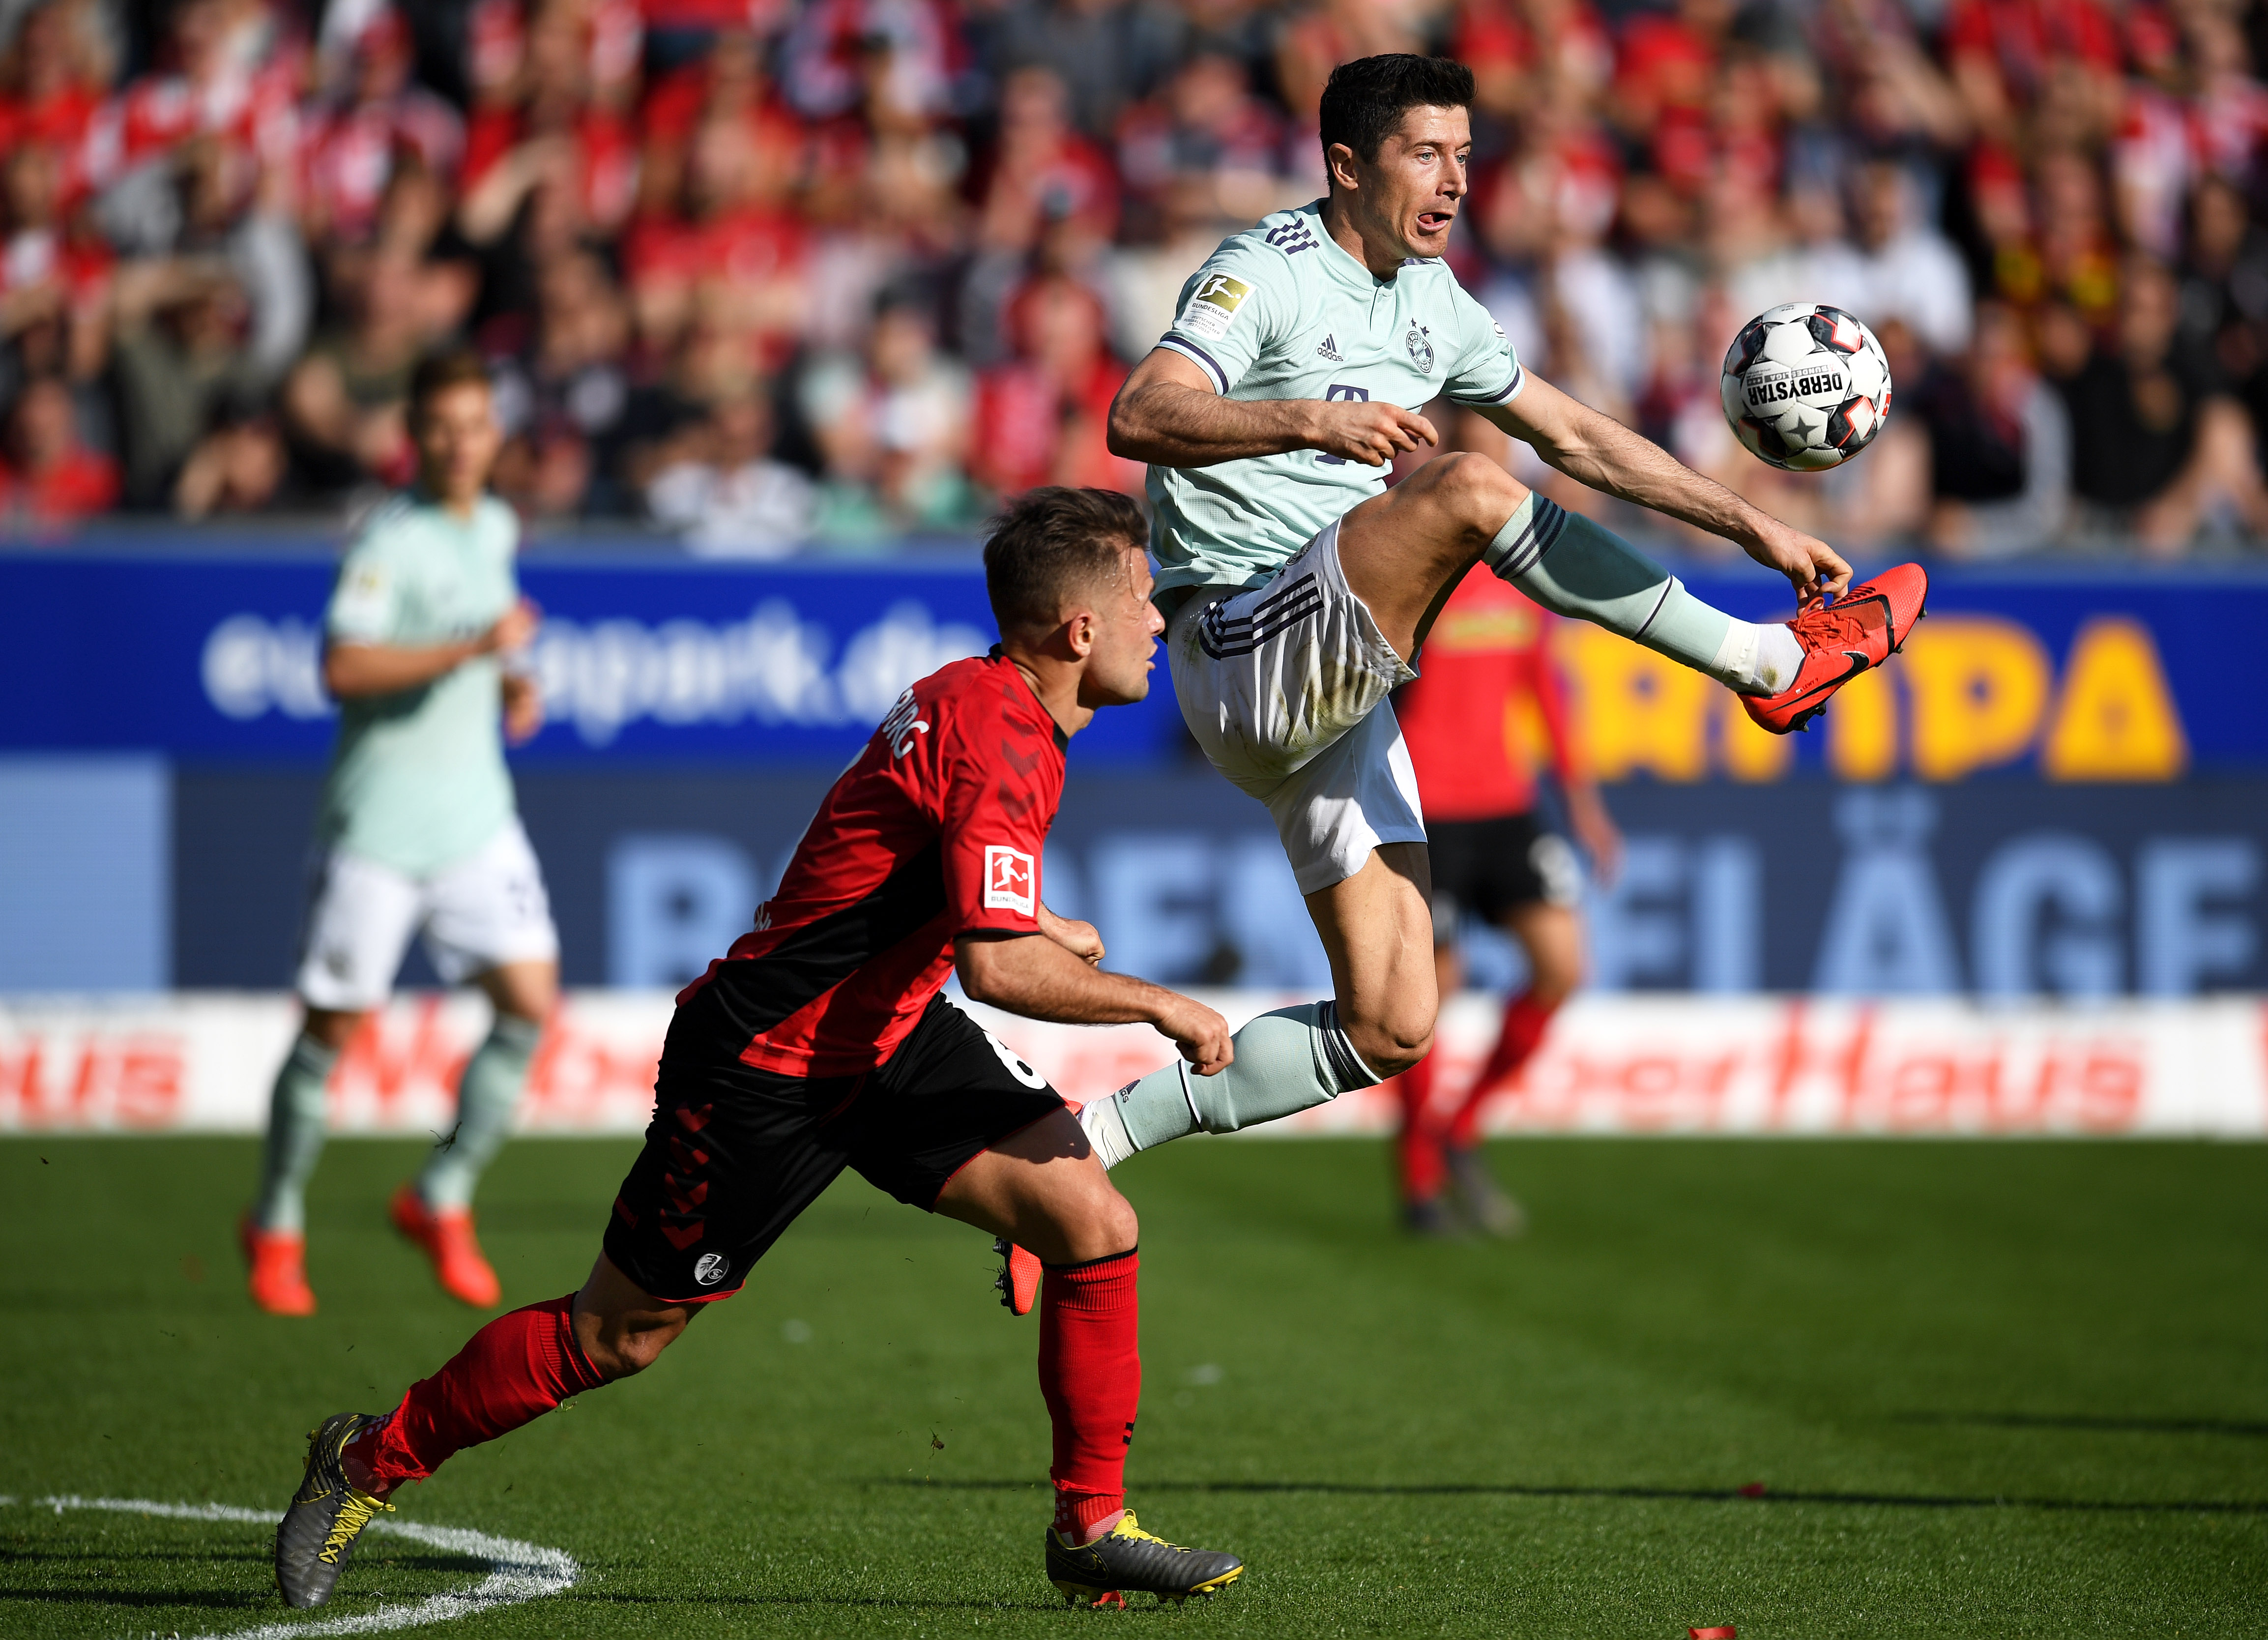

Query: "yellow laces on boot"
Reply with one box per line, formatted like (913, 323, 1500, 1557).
(319, 1491, 394, 1564)
(1109, 1512, 1179, 1549)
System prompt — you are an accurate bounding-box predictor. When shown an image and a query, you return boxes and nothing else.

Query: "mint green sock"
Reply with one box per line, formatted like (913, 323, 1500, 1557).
(417, 1012, 542, 1210)
(1078, 1002, 1380, 1166)
(1483, 494, 1790, 689)
(253, 1033, 339, 1233)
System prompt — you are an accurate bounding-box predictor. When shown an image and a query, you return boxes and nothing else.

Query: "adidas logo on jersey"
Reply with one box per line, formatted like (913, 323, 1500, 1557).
(1316, 334, 1342, 362)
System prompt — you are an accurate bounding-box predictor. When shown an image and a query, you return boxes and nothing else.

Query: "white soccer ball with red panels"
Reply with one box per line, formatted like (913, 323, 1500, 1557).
(1719, 303, 1893, 472)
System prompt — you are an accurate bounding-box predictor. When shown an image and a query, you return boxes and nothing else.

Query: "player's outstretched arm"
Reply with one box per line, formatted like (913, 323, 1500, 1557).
(956, 931, 1233, 1075)
(1483, 375, 1851, 603)
(1107, 348, 1438, 470)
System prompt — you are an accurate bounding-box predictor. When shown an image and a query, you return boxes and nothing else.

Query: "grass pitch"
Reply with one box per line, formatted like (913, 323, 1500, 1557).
(2, 1133, 2264, 1638)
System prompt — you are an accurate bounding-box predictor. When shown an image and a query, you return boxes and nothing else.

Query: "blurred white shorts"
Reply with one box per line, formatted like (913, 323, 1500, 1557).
(1167, 519, 1425, 895)
(293, 818, 559, 1011)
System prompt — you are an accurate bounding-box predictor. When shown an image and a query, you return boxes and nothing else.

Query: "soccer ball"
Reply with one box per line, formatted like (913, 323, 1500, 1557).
(1719, 303, 1893, 472)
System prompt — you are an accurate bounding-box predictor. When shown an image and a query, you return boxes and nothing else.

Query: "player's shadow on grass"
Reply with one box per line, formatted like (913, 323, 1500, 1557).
(885, 1479, 2268, 1515)
(1894, 1411, 2268, 1438)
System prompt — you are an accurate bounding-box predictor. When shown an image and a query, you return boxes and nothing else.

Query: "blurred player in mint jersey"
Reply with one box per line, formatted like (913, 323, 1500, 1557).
(242, 349, 558, 1317)
(1391, 550, 1620, 1236)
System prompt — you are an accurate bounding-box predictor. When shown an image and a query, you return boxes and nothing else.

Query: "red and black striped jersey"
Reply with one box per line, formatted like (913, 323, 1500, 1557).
(675, 653, 1067, 1078)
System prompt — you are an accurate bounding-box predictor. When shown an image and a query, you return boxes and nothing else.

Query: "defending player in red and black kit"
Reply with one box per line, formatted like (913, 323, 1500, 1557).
(270, 488, 1247, 1612)
(1391, 563, 1621, 1236)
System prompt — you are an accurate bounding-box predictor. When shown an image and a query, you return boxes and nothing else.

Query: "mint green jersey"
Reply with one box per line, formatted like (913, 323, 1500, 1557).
(318, 492, 522, 877)
(1148, 200, 1528, 594)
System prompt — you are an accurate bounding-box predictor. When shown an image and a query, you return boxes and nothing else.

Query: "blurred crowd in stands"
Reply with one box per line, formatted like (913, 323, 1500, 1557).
(0, 0, 2265, 555)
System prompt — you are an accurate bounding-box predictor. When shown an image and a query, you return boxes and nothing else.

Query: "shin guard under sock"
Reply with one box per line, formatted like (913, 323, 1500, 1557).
(364, 1294, 606, 1486)
(1038, 1251, 1140, 1535)
(253, 1033, 340, 1233)
(1484, 495, 1795, 692)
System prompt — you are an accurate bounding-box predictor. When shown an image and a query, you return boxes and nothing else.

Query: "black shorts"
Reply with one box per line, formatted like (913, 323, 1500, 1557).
(602, 991, 1064, 1303)
(1426, 811, 1581, 931)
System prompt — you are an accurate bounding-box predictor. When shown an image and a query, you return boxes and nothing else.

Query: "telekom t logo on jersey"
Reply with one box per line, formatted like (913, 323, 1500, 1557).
(983, 846, 1035, 915)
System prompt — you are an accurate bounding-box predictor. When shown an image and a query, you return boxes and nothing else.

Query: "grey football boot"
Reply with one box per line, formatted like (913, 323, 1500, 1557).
(275, 1410, 395, 1608)
(1046, 1510, 1244, 1607)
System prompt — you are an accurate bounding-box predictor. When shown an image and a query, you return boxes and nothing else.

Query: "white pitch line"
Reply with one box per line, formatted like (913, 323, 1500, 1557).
(22, 1494, 579, 1639)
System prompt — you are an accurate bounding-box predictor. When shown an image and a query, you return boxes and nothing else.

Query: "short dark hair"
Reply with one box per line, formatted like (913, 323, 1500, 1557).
(983, 487, 1146, 636)
(1319, 55, 1475, 168)
(408, 348, 492, 418)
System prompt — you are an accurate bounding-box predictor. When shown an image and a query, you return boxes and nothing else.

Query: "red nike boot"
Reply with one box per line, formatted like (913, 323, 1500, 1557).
(241, 1216, 317, 1316)
(389, 1183, 503, 1308)
(1740, 563, 1928, 734)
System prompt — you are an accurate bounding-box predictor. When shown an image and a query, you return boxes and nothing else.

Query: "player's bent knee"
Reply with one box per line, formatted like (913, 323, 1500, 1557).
(584, 1313, 688, 1380)
(1345, 1014, 1435, 1081)
(1047, 1180, 1138, 1264)
(1414, 450, 1525, 531)
(1097, 1192, 1139, 1253)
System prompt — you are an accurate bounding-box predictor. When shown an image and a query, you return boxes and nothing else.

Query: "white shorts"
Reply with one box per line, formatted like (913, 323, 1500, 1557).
(1167, 519, 1425, 894)
(293, 818, 559, 1011)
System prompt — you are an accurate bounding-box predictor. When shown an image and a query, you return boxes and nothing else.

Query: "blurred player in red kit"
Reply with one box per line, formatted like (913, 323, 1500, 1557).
(1392, 564, 1620, 1235)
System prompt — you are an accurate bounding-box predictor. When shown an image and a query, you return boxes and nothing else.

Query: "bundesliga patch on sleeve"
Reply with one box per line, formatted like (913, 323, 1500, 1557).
(983, 845, 1036, 915)
(1178, 273, 1252, 341)
(330, 562, 392, 634)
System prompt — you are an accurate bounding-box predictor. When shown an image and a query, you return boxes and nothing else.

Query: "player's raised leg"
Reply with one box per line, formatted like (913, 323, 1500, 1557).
(1340, 452, 1783, 685)
(937, 1109, 1244, 1608)
(1335, 443, 1930, 734)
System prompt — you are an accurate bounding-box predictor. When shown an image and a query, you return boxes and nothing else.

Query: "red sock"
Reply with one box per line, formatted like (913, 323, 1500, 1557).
(1038, 1250, 1139, 1540)
(363, 1295, 607, 1487)
(1457, 992, 1560, 1147)
(1393, 1054, 1446, 1203)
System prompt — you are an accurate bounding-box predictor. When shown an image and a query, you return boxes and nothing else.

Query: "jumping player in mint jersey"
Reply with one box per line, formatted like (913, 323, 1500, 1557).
(242, 349, 559, 1318)
(1059, 55, 1927, 1180)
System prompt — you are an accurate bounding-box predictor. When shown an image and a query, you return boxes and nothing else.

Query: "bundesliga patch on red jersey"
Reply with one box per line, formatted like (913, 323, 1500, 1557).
(678, 654, 1069, 1077)
(983, 845, 1037, 914)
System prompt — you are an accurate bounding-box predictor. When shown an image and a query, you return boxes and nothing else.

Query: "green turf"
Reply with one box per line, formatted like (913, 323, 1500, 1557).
(2, 1134, 2264, 1638)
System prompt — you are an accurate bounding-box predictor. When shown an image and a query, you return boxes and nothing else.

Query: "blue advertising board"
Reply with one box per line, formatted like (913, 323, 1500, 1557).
(0, 550, 1183, 767)
(8, 541, 2268, 997)
(1, 545, 2262, 776)
(158, 766, 2268, 999)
